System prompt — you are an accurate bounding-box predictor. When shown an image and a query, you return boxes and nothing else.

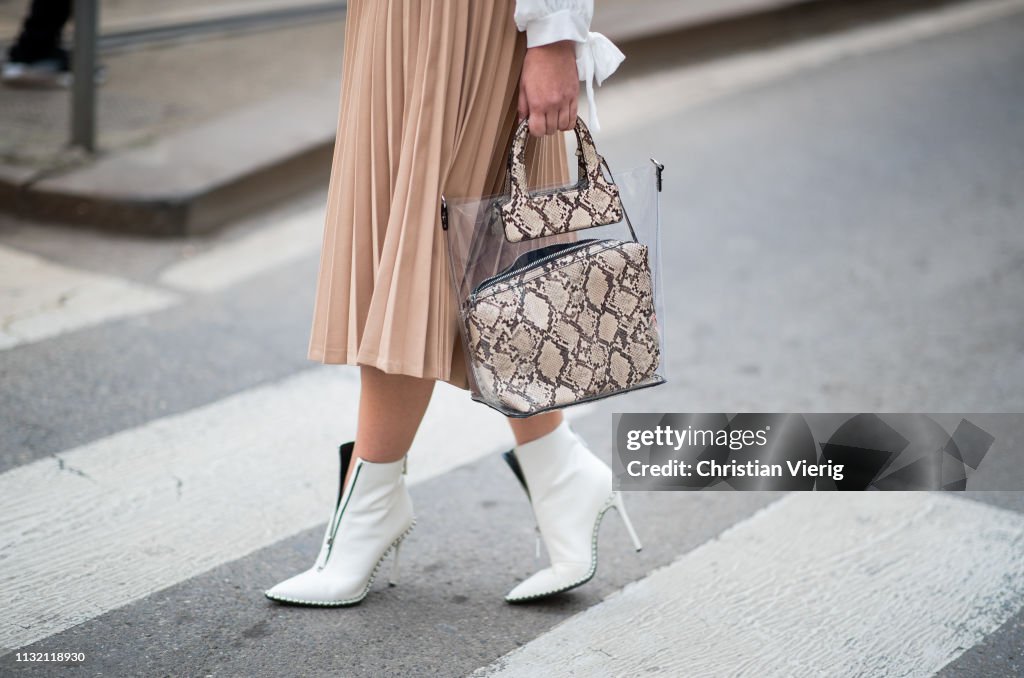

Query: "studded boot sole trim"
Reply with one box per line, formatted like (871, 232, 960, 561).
(504, 493, 618, 603)
(264, 519, 416, 607)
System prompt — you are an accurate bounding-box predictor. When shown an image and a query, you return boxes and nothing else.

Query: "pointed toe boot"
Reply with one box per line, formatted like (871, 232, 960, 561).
(502, 420, 642, 603)
(265, 442, 415, 606)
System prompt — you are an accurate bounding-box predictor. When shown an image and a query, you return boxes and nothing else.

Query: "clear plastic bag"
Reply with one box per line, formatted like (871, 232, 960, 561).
(441, 120, 667, 417)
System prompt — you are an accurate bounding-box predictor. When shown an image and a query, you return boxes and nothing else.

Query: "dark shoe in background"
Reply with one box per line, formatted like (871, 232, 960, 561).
(2, 47, 106, 88)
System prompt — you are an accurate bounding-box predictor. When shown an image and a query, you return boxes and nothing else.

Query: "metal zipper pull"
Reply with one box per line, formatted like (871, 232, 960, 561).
(534, 523, 542, 560)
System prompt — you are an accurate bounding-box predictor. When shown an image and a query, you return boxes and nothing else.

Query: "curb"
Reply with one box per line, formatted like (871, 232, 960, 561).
(1, 84, 340, 237)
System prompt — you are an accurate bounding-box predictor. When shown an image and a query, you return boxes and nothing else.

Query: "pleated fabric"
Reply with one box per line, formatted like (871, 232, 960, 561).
(307, 0, 570, 390)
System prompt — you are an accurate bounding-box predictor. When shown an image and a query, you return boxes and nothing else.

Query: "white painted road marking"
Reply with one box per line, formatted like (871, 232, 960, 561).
(0, 246, 178, 350)
(476, 493, 1024, 677)
(595, 0, 1024, 135)
(158, 204, 325, 293)
(0, 368, 590, 653)
(0, 203, 324, 351)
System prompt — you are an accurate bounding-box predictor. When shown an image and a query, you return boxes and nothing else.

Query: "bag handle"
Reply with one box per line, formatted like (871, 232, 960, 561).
(440, 123, 665, 246)
(504, 115, 602, 200)
(508, 116, 643, 244)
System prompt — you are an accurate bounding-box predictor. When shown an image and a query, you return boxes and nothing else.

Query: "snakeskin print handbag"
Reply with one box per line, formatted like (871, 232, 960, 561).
(442, 116, 665, 417)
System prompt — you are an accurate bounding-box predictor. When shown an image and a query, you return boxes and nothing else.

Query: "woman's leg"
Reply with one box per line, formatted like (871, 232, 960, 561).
(507, 410, 563, 446)
(344, 365, 436, 492)
(265, 364, 428, 605)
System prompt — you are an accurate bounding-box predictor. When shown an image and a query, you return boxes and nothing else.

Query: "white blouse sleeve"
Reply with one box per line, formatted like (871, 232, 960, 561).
(514, 0, 625, 132)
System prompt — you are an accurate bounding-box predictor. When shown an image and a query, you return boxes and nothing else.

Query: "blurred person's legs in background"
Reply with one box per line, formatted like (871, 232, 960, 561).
(3, 0, 75, 87)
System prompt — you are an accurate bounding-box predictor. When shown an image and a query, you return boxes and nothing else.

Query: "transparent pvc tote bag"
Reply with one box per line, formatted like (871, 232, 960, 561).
(441, 116, 667, 417)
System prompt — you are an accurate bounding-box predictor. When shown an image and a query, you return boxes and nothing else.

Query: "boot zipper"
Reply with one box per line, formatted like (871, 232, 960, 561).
(317, 463, 362, 570)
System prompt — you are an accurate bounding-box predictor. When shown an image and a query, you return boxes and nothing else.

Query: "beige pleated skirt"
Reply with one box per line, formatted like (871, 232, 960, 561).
(307, 0, 570, 390)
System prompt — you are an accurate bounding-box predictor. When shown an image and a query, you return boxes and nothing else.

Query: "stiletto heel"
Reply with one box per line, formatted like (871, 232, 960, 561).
(389, 539, 402, 586)
(611, 491, 643, 552)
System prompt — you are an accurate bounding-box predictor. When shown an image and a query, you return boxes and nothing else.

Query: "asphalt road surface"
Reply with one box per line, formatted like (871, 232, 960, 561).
(1, 2, 1023, 676)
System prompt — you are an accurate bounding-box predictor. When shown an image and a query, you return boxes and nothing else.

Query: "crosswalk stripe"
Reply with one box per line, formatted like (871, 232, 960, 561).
(0, 366, 590, 653)
(157, 205, 325, 293)
(475, 492, 1024, 677)
(0, 245, 179, 351)
(0, 202, 324, 352)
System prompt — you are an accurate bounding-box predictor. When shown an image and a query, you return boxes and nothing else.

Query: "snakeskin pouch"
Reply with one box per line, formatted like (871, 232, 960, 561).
(442, 117, 666, 417)
(497, 118, 623, 243)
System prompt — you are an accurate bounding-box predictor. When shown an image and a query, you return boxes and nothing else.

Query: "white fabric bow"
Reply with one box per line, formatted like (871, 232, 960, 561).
(575, 31, 625, 133)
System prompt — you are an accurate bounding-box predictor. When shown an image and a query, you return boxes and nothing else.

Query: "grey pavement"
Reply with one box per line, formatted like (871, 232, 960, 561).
(1, 4, 1024, 676)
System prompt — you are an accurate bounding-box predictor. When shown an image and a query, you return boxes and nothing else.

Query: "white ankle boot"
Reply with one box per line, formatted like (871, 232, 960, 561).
(265, 442, 415, 606)
(502, 420, 642, 602)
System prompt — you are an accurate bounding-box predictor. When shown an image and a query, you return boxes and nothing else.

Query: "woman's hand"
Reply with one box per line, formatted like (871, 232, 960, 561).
(518, 40, 579, 137)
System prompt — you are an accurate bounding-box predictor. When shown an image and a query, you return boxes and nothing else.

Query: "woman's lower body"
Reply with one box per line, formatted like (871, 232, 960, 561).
(265, 0, 641, 606)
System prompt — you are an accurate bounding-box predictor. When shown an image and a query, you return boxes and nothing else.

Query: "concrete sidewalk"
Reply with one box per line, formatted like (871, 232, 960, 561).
(0, 0, 949, 235)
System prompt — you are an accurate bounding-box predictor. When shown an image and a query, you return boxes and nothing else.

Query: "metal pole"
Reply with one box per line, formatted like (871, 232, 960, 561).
(71, 0, 99, 152)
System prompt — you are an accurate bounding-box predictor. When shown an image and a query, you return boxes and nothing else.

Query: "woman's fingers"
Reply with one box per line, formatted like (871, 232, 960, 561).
(527, 100, 574, 136)
(528, 110, 547, 138)
(547, 110, 559, 136)
(529, 99, 555, 136)
(517, 84, 528, 124)
(557, 103, 573, 132)
(527, 94, 574, 133)
(525, 97, 577, 136)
